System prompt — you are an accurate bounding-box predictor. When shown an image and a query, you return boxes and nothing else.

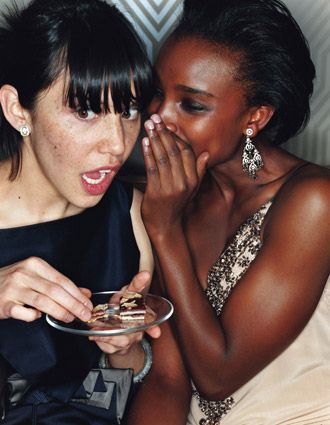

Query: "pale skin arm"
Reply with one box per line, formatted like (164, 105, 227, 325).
(141, 116, 330, 400)
(131, 188, 154, 273)
(91, 188, 161, 370)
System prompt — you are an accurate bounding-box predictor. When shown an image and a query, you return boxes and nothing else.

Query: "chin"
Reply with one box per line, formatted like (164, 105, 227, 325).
(68, 194, 102, 212)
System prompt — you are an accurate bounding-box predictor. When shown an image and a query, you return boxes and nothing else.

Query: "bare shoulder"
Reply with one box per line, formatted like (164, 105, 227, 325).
(267, 163, 330, 226)
(262, 162, 330, 280)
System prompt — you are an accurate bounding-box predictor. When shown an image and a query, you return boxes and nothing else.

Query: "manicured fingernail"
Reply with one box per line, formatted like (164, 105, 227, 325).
(145, 120, 155, 130)
(151, 114, 162, 124)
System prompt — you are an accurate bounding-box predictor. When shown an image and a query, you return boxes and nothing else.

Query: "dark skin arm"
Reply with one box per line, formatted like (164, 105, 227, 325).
(141, 118, 330, 400)
(126, 276, 191, 425)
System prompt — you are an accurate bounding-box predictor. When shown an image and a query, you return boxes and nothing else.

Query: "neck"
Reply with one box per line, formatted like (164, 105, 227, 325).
(0, 156, 82, 229)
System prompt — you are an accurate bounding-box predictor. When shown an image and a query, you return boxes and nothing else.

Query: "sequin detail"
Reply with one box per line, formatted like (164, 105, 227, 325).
(194, 201, 272, 424)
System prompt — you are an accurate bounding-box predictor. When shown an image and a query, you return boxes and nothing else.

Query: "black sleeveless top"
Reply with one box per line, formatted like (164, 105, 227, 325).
(0, 179, 140, 403)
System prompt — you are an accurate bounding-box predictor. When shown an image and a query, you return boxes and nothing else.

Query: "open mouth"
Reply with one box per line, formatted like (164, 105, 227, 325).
(82, 169, 111, 185)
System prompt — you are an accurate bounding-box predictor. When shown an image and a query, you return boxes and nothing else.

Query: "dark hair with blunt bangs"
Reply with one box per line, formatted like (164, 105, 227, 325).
(173, 0, 316, 145)
(0, 0, 153, 179)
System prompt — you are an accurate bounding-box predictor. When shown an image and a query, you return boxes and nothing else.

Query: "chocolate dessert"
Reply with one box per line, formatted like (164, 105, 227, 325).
(119, 291, 146, 322)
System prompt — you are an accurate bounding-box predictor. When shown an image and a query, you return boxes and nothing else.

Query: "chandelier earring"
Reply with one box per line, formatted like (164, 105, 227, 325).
(242, 128, 263, 179)
(19, 124, 30, 137)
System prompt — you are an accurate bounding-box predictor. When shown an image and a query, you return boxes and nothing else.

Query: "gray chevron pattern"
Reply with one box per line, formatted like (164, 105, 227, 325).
(282, 0, 330, 165)
(110, 0, 183, 62)
(1, 0, 329, 164)
(110, 0, 329, 165)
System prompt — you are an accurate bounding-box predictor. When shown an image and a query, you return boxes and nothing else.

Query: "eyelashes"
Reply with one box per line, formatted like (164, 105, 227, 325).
(181, 98, 209, 113)
(152, 86, 211, 115)
(74, 103, 140, 122)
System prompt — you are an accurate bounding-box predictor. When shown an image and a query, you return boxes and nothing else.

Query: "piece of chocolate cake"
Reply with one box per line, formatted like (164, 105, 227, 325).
(119, 291, 146, 322)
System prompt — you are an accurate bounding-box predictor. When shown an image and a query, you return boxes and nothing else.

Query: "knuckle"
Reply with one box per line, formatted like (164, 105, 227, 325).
(149, 132, 160, 142)
(156, 124, 167, 134)
(4, 303, 14, 319)
(157, 156, 168, 166)
(168, 147, 180, 157)
(143, 151, 154, 159)
(146, 165, 158, 175)
(8, 268, 25, 285)
(30, 292, 44, 309)
(24, 256, 41, 268)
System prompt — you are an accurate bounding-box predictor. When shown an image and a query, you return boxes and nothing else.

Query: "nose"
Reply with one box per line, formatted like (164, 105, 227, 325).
(98, 114, 125, 157)
(149, 97, 178, 133)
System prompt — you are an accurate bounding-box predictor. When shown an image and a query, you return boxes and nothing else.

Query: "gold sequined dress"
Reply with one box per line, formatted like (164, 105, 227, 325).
(187, 201, 330, 425)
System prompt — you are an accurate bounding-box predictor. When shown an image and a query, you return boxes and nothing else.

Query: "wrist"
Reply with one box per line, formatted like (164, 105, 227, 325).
(148, 223, 184, 246)
(133, 338, 153, 384)
(98, 352, 111, 369)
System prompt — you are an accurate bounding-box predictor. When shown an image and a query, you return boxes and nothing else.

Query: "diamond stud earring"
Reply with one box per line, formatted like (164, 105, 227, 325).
(19, 125, 30, 137)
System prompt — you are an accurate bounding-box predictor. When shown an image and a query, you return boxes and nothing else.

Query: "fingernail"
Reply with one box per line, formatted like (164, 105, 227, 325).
(81, 309, 91, 321)
(151, 114, 162, 124)
(145, 120, 155, 130)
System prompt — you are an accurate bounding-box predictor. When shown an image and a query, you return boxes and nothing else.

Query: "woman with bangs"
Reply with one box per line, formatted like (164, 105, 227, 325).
(0, 0, 159, 423)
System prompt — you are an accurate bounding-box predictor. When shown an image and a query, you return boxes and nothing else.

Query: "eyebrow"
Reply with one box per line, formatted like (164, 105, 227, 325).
(175, 84, 214, 98)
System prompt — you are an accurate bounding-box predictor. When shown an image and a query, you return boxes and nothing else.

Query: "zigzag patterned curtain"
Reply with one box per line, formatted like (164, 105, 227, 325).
(110, 0, 330, 166)
(1, 0, 329, 165)
(111, 0, 182, 63)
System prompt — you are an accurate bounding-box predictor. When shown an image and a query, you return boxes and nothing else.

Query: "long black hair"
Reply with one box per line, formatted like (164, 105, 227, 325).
(173, 0, 316, 145)
(0, 0, 153, 179)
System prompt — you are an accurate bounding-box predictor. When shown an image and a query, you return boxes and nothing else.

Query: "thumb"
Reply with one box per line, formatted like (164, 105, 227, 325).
(145, 325, 161, 339)
(126, 270, 151, 293)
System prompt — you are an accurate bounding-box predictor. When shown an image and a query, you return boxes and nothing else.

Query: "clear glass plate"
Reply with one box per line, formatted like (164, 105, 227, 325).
(46, 291, 174, 336)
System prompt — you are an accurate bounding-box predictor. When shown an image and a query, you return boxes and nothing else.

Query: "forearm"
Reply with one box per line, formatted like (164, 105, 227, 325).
(126, 373, 190, 425)
(126, 325, 191, 425)
(150, 226, 228, 396)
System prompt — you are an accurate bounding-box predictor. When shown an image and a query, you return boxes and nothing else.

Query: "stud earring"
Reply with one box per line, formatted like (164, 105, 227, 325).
(19, 125, 30, 137)
(242, 128, 263, 179)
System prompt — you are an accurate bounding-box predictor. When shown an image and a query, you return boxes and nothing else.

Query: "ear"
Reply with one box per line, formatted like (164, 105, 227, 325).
(0, 84, 31, 133)
(246, 105, 274, 136)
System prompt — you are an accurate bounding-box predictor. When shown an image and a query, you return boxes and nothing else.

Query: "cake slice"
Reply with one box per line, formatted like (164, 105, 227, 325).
(119, 291, 146, 322)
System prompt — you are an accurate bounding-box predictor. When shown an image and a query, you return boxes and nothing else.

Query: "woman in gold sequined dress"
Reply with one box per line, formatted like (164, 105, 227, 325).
(127, 0, 330, 424)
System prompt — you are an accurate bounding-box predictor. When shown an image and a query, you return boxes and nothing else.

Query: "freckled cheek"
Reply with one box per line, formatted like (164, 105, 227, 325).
(125, 122, 140, 148)
(43, 128, 77, 164)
